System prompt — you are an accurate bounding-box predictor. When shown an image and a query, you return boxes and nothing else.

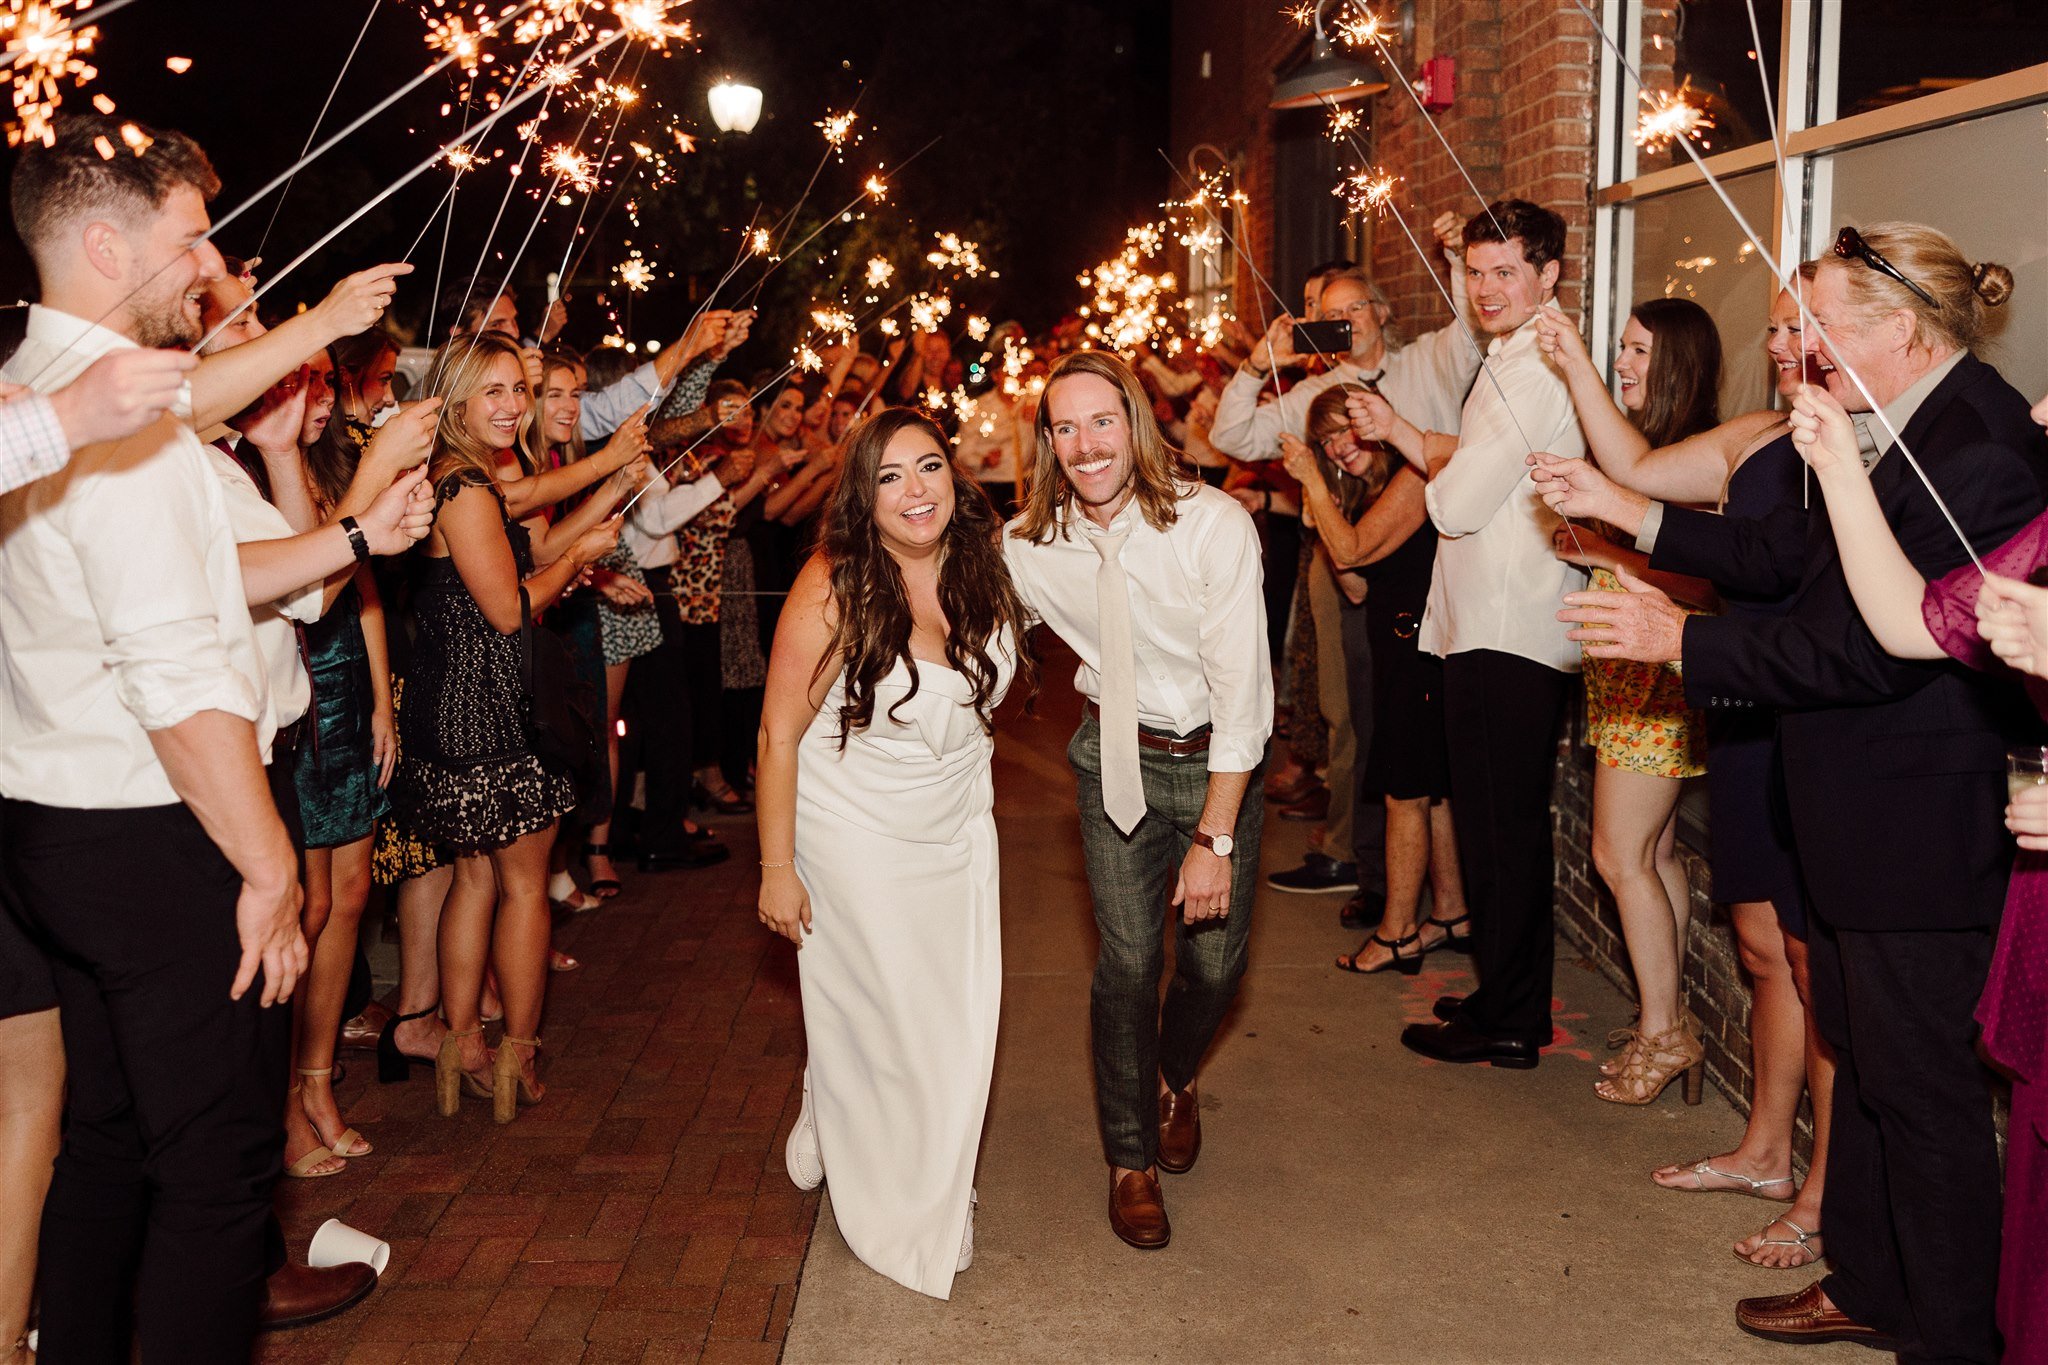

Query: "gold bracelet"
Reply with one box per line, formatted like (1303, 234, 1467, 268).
(760, 858, 794, 869)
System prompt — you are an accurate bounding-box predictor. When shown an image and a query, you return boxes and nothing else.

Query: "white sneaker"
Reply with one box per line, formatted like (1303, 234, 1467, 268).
(956, 1188, 978, 1274)
(785, 1070, 823, 1191)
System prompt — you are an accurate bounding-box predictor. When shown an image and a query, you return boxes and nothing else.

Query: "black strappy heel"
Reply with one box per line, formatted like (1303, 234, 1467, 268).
(580, 843, 622, 899)
(1336, 929, 1424, 976)
(377, 1007, 440, 1083)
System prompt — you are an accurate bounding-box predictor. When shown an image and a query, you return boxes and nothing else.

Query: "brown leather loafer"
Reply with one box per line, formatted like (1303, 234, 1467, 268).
(339, 1001, 391, 1052)
(1109, 1168, 1170, 1250)
(1157, 1088, 1200, 1174)
(259, 1261, 377, 1332)
(1735, 1283, 1896, 1350)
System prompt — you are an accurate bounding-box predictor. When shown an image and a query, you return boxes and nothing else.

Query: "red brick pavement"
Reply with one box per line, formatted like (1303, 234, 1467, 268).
(259, 842, 817, 1365)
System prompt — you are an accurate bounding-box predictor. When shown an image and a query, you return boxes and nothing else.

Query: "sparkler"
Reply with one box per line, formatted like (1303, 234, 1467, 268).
(926, 232, 985, 278)
(1562, 0, 1984, 573)
(616, 248, 653, 291)
(5, 0, 99, 147)
(751, 228, 773, 256)
(965, 315, 990, 343)
(1333, 167, 1400, 216)
(541, 142, 597, 193)
(817, 108, 860, 156)
(1326, 106, 1362, 142)
(863, 173, 889, 202)
(1078, 222, 1178, 353)
(1634, 79, 1715, 152)
(864, 256, 894, 290)
(810, 305, 856, 342)
(609, 0, 690, 48)
(907, 292, 953, 333)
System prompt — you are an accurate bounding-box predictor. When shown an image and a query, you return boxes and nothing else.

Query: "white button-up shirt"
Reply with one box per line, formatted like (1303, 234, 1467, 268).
(0, 392, 69, 495)
(1419, 318, 1588, 672)
(1209, 267, 1479, 462)
(1002, 482, 1273, 773)
(624, 468, 724, 570)
(206, 439, 320, 726)
(0, 305, 275, 808)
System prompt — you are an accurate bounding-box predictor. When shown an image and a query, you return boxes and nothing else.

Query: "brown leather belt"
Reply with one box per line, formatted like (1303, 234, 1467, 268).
(1086, 701, 1212, 756)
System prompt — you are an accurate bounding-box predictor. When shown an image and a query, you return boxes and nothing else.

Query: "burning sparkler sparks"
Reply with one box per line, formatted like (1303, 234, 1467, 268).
(1634, 79, 1715, 152)
(750, 228, 773, 256)
(810, 305, 855, 344)
(965, 315, 990, 343)
(542, 143, 597, 193)
(864, 256, 894, 290)
(796, 344, 824, 374)
(1079, 223, 1178, 353)
(907, 292, 954, 333)
(1326, 107, 1362, 142)
(1334, 167, 1400, 216)
(5, 0, 102, 148)
(816, 108, 860, 156)
(610, 0, 691, 49)
(616, 249, 654, 292)
(926, 232, 984, 278)
(863, 173, 889, 202)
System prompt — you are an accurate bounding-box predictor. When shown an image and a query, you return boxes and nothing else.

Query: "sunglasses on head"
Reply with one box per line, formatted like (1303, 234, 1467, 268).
(1833, 227, 1937, 309)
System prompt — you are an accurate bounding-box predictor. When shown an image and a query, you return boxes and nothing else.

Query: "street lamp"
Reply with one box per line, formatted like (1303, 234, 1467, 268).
(1270, 0, 1390, 110)
(707, 80, 762, 134)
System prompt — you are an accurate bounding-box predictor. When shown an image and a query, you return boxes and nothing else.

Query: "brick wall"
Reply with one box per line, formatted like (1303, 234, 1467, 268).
(1170, 0, 1774, 1131)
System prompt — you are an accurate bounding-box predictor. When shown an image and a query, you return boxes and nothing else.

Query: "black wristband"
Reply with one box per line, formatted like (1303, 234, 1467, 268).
(339, 516, 370, 564)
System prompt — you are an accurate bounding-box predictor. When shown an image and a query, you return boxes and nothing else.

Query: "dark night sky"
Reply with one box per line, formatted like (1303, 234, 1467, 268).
(0, 0, 1171, 355)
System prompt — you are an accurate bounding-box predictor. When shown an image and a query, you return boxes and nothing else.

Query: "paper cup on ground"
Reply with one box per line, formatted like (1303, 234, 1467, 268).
(307, 1218, 390, 1275)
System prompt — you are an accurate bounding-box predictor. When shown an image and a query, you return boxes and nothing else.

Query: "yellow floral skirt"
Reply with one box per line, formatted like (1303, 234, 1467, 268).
(1582, 568, 1707, 779)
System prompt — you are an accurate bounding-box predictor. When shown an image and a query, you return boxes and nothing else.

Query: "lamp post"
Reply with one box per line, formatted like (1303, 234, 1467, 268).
(707, 80, 763, 134)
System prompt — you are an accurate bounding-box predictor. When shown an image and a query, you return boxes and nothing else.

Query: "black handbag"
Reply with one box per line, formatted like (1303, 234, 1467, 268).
(518, 587, 608, 812)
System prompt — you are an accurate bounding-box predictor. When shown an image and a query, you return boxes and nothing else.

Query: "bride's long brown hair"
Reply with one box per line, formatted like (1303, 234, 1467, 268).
(818, 407, 1034, 746)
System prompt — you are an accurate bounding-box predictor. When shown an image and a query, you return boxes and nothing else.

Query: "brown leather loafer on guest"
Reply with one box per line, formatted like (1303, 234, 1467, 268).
(1157, 1088, 1200, 1174)
(1736, 1283, 1896, 1350)
(1109, 1168, 1171, 1250)
(259, 1261, 377, 1332)
(339, 1001, 392, 1052)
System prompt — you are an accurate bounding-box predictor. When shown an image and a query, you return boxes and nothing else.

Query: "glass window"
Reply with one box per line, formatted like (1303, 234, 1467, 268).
(1825, 102, 2048, 401)
(1834, 0, 2048, 117)
(1633, 0, 1784, 174)
(1625, 170, 1781, 414)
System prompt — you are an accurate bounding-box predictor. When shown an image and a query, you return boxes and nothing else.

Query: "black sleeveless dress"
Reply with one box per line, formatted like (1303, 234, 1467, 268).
(1702, 432, 1808, 933)
(393, 469, 575, 853)
(1361, 520, 1450, 801)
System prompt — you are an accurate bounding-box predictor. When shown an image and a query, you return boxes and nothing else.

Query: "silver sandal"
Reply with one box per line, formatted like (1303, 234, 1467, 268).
(1739, 1216, 1822, 1269)
(1658, 1157, 1795, 1200)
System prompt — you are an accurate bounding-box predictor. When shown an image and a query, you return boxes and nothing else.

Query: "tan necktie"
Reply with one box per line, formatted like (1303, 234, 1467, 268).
(1092, 529, 1146, 834)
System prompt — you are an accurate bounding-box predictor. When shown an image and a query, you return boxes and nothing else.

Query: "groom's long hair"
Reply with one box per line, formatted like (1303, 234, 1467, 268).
(817, 407, 1035, 747)
(1009, 350, 1197, 544)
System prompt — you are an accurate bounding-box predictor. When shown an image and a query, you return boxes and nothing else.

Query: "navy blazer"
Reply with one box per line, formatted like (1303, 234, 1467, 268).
(1654, 353, 2048, 932)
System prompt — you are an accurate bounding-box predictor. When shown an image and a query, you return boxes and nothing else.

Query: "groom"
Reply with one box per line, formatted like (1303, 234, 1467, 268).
(1002, 351, 1272, 1250)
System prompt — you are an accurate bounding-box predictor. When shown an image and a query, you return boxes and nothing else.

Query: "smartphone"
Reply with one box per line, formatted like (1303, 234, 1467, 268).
(1292, 318, 1353, 358)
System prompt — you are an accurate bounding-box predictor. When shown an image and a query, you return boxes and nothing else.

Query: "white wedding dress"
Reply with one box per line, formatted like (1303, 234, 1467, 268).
(792, 643, 1012, 1299)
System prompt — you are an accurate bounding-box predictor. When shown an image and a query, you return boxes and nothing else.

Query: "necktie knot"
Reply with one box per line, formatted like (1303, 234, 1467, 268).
(1091, 528, 1129, 564)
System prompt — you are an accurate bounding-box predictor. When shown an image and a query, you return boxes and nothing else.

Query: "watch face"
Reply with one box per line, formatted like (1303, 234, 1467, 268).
(1209, 833, 1234, 857)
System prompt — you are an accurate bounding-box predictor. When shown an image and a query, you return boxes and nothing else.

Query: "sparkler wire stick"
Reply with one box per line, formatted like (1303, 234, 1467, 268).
(193, 29, 629, 354)
(253, 0, 381, 260)
(548, 44, 651, 289)
(735, 135, 944, 310)
(762, 82, 868, 258)
(1561, 0, 1985, 573)
(620, 292, 913, 517)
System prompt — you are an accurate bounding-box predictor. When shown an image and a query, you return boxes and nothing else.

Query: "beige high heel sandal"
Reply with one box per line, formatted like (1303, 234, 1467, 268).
(295, 1067, 371, 1157)
(492, 1036, 544, 1124)
(435, 1026, 491, 1117)
(1596, 1021, 1705, 1106)
(283, 1083, 344, 1179)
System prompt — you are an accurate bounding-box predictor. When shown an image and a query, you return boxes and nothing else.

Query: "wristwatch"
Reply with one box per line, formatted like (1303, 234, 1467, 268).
(1193, 830, 1235, 858)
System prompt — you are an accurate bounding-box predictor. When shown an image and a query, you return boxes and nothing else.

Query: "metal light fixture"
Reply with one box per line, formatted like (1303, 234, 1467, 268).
(707, 80, 762, 134)
(1271, 0, 1390, 110)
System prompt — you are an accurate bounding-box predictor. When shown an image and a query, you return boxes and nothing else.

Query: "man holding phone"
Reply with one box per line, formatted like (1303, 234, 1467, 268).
(1209, 214, 1480, 915)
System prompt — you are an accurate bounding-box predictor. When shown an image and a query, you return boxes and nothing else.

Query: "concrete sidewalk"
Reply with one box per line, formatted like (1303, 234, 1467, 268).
(784, 686, 1863, 1365)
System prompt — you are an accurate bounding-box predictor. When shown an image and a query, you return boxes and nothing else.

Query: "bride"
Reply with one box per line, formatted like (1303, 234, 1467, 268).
(755, 406, 1032, 1299)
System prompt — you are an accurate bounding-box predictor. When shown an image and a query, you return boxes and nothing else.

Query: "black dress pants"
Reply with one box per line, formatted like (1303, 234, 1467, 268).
(629, 593, 697, 856)
(1441, 650, 1570, 1046)
(1808, 916, 2001, 1364)
(3, 799, 289, 1365)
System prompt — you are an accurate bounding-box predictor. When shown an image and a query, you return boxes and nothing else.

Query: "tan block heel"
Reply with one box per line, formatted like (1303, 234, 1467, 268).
(436, 1027, 484, 1118)
(494, 1036, 543, 1125)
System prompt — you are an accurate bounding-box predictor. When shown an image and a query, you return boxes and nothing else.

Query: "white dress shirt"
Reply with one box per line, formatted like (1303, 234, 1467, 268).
(624, 468, 724, 570)
(578, 360, 673, 443)
(0, 305, 275, 808)
(1210, 266, 1479, 462)
(1002, 482, 1273, 773)
(1418, 318, 1588, 672)
(206, 441, 320, 726)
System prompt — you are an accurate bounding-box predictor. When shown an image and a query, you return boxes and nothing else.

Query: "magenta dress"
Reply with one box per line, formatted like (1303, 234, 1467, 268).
(1923, 510, 2048, 1365)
